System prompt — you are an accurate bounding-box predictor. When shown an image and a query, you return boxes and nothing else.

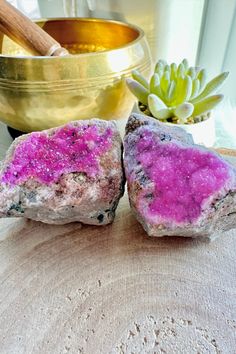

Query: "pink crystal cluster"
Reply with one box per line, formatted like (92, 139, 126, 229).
(0, 124, 113, 186)
(135, 129, 231, 224)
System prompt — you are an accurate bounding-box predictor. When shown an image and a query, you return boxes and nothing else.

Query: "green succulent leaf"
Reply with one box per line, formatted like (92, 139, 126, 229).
(174, 102, 194, 120)
(155, 66, 164, 79)
(193, 94, 224, 116)
(140, 59, 228, 124)
(161, 71, 170, 93)
(177, 63, 185, 77)
(148, 94, 173, 120)
(164, 64, 170, 73)
(187, 67, 196, 79)
(126, 78, 149, 105)
(181, 58, 189, 72)
(175, 75, 192, 104)
(150, 73, 160, 90)
(152, 108, 173, 120)
(150, 74, 163, 98)
(148, 93, 167, 111)
(191, 72, 229, 104)
(170, 63, 177, 80)
(131, 70, 149, 89)
(157, 59, 167, 66)
(197, 69, 207, 91)
(155, 60, 166, 77)
(191, 78, 200, 99)
(155, 62, 163, 72)
(166, 80, 176, 103)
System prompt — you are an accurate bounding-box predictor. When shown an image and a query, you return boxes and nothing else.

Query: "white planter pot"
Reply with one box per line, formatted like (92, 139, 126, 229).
(135, 104, 216, 147)
(170, 116, 216, 147)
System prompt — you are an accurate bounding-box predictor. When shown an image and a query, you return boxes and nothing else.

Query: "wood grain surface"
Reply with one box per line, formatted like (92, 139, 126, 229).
(0, 125, 236, 353)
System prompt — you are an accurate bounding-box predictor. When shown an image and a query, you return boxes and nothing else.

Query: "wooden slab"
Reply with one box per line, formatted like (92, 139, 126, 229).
(0, 131, 236, 353)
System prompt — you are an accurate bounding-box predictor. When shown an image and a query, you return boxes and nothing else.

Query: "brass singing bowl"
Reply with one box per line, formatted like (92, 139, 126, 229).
(0, 18, 151, 132)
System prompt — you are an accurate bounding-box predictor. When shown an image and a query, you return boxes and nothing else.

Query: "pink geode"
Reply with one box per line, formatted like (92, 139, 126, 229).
(1, 123, 113, 186)
(0, 119, 124, 225)
(124, 114, 236, 239)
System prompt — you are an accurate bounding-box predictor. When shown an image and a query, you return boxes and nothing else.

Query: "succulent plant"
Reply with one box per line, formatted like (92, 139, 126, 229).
(126, 59, 228, 124)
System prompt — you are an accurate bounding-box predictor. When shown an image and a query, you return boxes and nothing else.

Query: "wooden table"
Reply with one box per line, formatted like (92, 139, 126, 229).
(0, 124, 236, 354)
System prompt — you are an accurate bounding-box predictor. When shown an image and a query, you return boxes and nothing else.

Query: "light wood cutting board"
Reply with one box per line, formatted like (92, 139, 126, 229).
(0, 129, 235, 353)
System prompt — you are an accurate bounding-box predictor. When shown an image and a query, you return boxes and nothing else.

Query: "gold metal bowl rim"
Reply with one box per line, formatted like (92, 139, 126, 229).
(0, 17, 145, 60)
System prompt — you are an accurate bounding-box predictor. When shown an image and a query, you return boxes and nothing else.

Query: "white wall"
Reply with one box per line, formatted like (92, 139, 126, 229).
(197, 0, 236, 103)
(13, 0, 204, 65)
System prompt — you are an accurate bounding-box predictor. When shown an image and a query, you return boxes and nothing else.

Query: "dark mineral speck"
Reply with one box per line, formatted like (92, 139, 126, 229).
(97, 214, 104, 223)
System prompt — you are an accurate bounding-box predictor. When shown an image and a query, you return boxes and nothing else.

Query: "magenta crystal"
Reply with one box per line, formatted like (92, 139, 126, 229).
(136, 130, 230, 223)
(0, 119, 124, 225)
(124, 114, 236, 239)
(1, 124, 113, 186)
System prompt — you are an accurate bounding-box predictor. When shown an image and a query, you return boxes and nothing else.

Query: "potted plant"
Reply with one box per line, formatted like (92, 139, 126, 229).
(126, 59, 228, 146)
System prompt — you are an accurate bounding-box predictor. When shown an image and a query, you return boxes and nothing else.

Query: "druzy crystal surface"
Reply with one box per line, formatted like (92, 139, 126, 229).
(135, 130, 230, 224)
(1, 124, 112, 186)
(0, 119, 124, 225)
(124, 114, 236, 239)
